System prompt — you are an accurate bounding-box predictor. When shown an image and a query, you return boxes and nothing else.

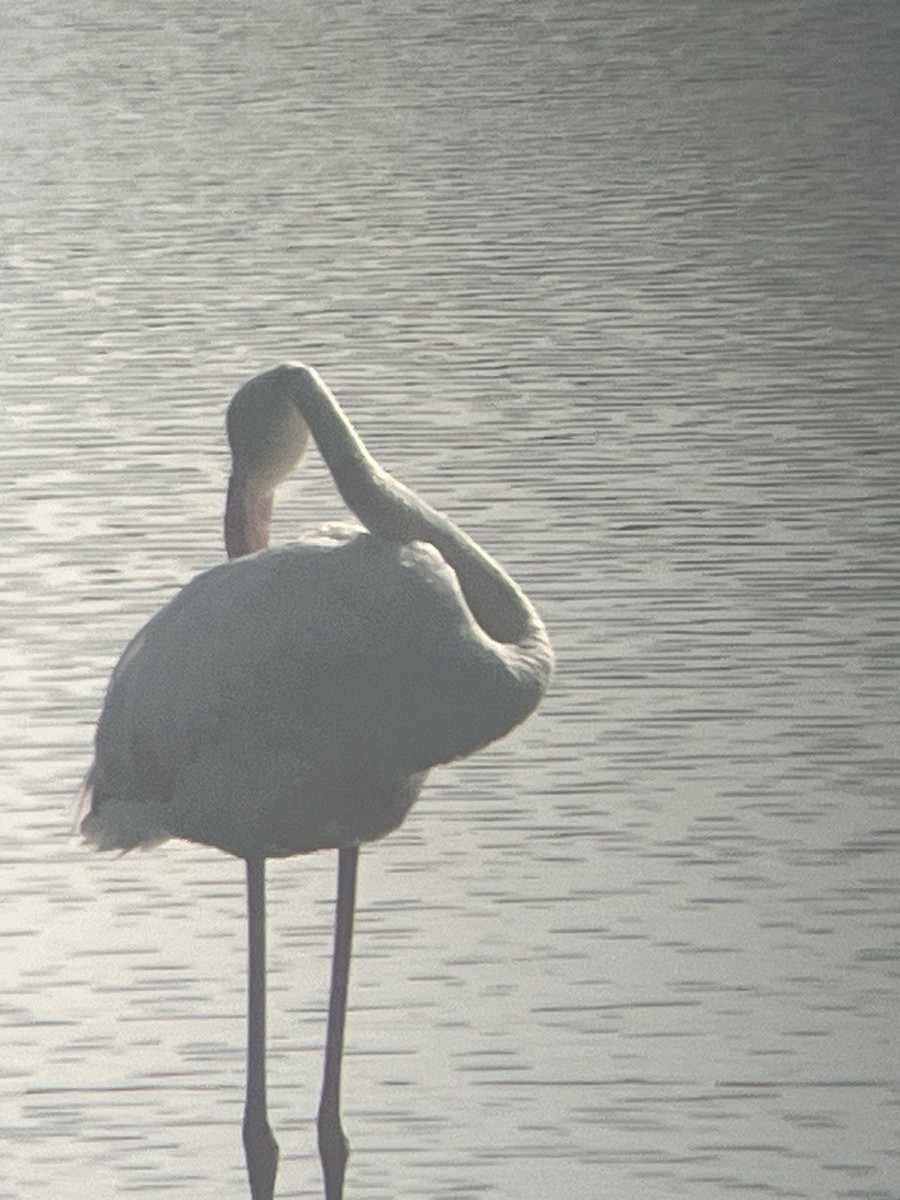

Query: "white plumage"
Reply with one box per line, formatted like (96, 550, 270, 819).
(79, 363, 552, 1200)
(83, 528, 540, 856)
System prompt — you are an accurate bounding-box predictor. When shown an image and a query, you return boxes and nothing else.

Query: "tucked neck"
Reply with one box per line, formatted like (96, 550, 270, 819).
(224, 474, 273, 558)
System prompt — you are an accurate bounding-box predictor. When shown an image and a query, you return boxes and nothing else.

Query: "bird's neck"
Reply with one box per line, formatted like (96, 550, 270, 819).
(293, 377, 549, 655)
(224, 474, 273, 558)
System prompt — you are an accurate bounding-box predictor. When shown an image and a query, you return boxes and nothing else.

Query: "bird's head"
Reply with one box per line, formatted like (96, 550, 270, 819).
(226, 364, 317, 493)
(225, 363, 332, 557)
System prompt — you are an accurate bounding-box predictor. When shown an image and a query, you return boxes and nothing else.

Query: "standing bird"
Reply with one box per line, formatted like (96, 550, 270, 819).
(79, 364, 553, 1200)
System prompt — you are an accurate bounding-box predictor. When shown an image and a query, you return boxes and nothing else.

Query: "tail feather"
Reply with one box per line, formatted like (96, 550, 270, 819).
(72, 769, 96, 839)
(75, 767, 170, 852)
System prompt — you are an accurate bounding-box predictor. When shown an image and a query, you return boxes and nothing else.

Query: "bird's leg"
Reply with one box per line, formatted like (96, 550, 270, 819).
(243, 856, 280, 1200)
(318, 845, 359, 1200)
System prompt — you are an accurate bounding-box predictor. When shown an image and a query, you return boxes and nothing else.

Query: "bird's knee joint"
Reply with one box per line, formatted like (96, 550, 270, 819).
(243, 1113, 280, 1199)
(317, 1112, 350, 1171)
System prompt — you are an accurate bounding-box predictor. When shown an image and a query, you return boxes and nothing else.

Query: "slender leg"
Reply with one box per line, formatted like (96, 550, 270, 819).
(318, 845, 359, 1200)
(243, 856, 280, 1200)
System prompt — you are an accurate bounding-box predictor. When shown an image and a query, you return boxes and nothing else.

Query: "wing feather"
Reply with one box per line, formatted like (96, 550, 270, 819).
(88, 531, 511, 829)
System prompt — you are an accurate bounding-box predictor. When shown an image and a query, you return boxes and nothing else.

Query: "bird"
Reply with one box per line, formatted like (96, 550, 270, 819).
(79, 363, 553, 1200)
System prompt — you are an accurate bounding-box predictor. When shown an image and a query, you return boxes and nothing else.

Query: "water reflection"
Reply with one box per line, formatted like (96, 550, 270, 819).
(1, 0, 898, 1197)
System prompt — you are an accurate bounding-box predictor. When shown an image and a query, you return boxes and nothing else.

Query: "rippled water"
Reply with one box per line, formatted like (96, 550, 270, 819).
(2, 1, 898, 1197)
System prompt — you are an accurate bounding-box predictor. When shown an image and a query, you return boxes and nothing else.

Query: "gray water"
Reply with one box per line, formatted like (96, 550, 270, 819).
(2, 1, 898, 1197)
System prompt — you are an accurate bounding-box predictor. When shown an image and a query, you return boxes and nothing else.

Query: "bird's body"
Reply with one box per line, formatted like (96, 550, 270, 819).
(80, 363, 552, 1200)
(83, 526, 542, 859)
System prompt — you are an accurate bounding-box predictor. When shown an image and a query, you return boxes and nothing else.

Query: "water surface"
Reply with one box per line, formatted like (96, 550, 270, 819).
(1, 2, 898, 1197)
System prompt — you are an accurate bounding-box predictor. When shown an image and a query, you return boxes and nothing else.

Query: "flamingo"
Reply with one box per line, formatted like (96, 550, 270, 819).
(79, 363, 553, 1199)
